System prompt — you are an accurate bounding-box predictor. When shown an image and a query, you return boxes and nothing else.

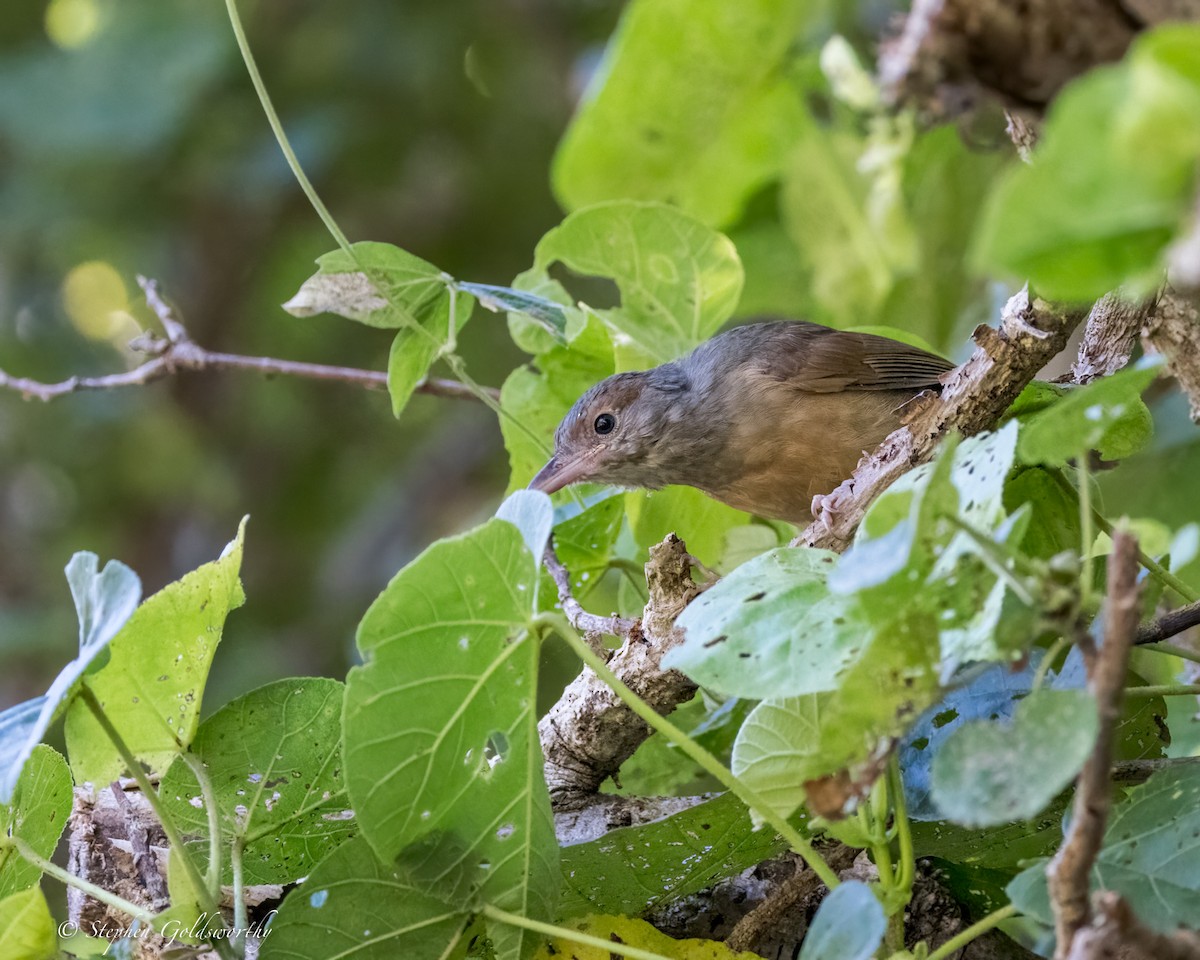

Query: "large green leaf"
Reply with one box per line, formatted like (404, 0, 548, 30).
(527, 201, 743, 367)
(160, 678, 351, 886)
(0, 747, 72, 900)
(1009, 764, 1200, 933)
(666, 548, 868, 700)
(974, 26, 1200, 300)
(64, 519, 246, 786)
(0, 554, 140, 802)
(625, 485, 749, 568)
(258, 837, 468, 960)
(559, 793, 787, 919)
(343, 500, 557, 960)
(931, 689, 1098, 828)
(553, 0, 811, 227)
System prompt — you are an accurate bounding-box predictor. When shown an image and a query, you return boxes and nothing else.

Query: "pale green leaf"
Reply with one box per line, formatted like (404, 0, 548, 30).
(343, 517, 557, 959)
(931, 689, 1098, 827)
(64, 520, 247, 786)
(0, 747, 72, 900)
(797, 881, 885, 960)
(667, 548, 869, 700)
(553, 0, 812, 227)
(0, 886, 56, 960)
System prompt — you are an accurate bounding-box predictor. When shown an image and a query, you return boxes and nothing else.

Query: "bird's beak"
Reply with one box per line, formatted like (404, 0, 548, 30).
(528, 452, 595, 494)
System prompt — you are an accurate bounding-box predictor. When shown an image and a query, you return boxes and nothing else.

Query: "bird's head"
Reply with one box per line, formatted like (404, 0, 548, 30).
(528, 366, 694, 495)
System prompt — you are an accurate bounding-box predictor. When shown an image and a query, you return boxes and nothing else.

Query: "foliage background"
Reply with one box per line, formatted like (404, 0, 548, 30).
(4, 0, 1200, 752)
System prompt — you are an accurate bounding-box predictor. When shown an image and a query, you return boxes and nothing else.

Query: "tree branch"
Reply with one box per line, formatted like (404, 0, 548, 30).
(1047, 528, 1142, 958)
(1142, 286, 1200, 423)
(539, 534, 701, 810)
(1135, 597, 1200, 646)
(0, 276, 492, 405)
(1070, 292, 1154, 384)
(1065, 892, 1200, 960)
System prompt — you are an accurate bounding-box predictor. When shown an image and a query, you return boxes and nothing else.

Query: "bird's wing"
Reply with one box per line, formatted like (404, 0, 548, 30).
(745, 322, 954, 394)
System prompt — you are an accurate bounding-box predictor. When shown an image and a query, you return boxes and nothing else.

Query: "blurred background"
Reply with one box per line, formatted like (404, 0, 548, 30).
(0, 0, 627, 708)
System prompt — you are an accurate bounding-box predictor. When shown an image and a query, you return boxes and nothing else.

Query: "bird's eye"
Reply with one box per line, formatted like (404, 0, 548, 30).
(594, 413, 616, 435)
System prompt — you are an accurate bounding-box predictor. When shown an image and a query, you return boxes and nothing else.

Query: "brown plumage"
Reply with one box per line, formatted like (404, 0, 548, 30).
(528, 320, 953, 524)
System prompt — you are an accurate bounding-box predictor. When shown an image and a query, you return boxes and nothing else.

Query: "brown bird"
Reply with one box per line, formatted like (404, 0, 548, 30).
(528, 320, 954, 524)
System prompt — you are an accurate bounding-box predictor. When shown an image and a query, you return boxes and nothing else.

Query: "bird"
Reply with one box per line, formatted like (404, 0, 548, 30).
(528, 320, 954, 524)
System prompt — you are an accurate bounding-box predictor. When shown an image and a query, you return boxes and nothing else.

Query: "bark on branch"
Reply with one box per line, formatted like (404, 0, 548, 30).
(1047, 528, 1142, 957)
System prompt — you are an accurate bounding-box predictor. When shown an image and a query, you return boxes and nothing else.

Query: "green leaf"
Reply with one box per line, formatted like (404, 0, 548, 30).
(0, 746, 72, 900)
(284, 242, 474, 419)
(495, 490, 554, 564)
(64, 519, 247, 786)
(343, 516, 557, 959)
(1009, 764, 1200, 932)
(797, 881, 885, 960)
(1003, 467, 1082, 560)
(0, 886, 57, 960)
(558, 793, 787, 919)
(552, 0, 812, 227)
(0, 553, 140, 803)
(733, 608, 941, 822)
(974, 26, 1200, 299)
(626, 486, 748, 569)
(159, 678, 351, 886)
(1017, 361, 1160, 466)
(931, 689, 1098, 827)
(529, 201, 743, 367)
(499, 316, 614, 492)
(666, 548, 869, 700)
(258, 837, 468, 960)
(457, 282, 568, 343)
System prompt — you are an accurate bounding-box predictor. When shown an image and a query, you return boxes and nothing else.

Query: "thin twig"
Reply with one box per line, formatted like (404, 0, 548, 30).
(1047, 528, 1142, 958)
(0, 276, 491, 405)
(543, 542, 637, 648)
(1135, 598, 1200, 646)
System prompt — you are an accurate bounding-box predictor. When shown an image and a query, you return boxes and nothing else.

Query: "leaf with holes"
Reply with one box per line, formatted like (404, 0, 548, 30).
(343, 506, 557, 960)
(1008, 764, 1200, 932)
(0, 746, 72, 900)
(525, 201, 743, 368)
(64, 519, 246, 786)
(160, 678, 351, 886)
(558, 793, 788, 919)
(666, 548, 869, 699)
(258, 836, 469, 960)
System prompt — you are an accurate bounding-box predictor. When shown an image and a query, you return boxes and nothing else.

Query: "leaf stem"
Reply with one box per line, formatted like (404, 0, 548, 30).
(1142, 641, 1200, 665)
(1078, 451, 1094, 612)
(890, 758, 914, 894)
(541, 612, 841, 891)
(1051, 469, 1199, 604)
(924, 904, 1018, 960)
(79, 685, 237, 960)
(3, 834, 158, 927)
(182, 753, 223, 900)
(223, 0, 352, 257)
(482, 906, 674, 960)
(1032, 636, 1069, 692)
(231, 837, 248, 956)
(1123, 683, 1200, 697)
